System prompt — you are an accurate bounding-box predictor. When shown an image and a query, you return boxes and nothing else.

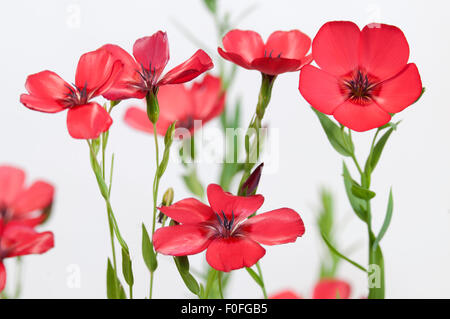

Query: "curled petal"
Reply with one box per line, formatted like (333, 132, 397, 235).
(66, 103, 113, 139)
(2, 223, 54, 258)
(333, 100, 391, 132)
(158, 50, 213, 86)
(206, 237, 265, 272)
(359, 23, 410, 81)
(153, 224, 211, 256)
(221, 30, 265, 65)
(133, 31, 169, 80)
(0, 262, 5, 293)
(0, 166, 25, 207)
(158, 198, 214, 224)
(312, 21, 360, 76)
(373, 63, 422, 113)
(242, 208, 305, 245)
(299, 65, 346, 114)
(11, 181, 54, 217)
(313, 279, 351, 299)
(206, 184, 264, 221)
(265, 30, 311, 61)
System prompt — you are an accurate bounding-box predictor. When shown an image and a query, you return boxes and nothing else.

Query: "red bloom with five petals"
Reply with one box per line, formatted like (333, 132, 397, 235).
(218, 29, 312, 75)
(0, 165, 54, 227)
(124, 74, 225, 136)
(20, 48, 122, 139)
(153, 184, 304, 272)
(299, 21, 422, 132)
(101, 31, 213, 100)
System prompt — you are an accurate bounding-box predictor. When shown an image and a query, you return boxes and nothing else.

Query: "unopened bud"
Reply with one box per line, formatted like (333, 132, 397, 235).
(239, 162, 264, 196)
(146, 91, 159, 124)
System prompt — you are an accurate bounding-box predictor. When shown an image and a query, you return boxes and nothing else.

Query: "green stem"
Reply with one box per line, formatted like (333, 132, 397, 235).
(255, 262, 268, 299)
(204, 269, 218, 299)
(217, 271, 224, 299)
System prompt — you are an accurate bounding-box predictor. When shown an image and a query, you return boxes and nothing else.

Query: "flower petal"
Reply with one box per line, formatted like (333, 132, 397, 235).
(359, 23, 410, 81)
(270, 290, 302, 299)
(158, 84, 194, 122)
(66, 102, 113, 139)
(191, 74, 225, 122)
(220, 30, 265, 66)
(0, 262, 5, 293)
(2, 223, 54, 258)
(218, 48, 253, 70)
(312, 21, 360, 76)
(333, 100, 391, 132)
(153, 224, 211, 256)
(312, 279, 351, 299)
(299, 65, 346, 114)
(75, 48, 123, 97)
(123, 106, 170, 136)
(206, 237, 265, 272)
(158, 50, 213, 86)
(373, 63, 422, 113)
(251, 57, 303, 75)
(133, 31, 169, 81)
(206, 184, 264, 221)
(265, 30, 311, 61)
(242, 208, 305, 245)
(0, 166, 25, 207)
(10, 181, 54, 217)
(101, 44, 146, 100)
(158, 198, 214, 224)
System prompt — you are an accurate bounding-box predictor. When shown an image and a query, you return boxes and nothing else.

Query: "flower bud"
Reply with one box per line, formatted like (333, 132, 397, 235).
(239, 162, 264, 196)
(162, 188, 174, 207)
(146, 91, 160, 124)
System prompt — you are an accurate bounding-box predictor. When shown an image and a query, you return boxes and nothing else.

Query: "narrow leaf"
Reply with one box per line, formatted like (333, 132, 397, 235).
(321, 233, 367, 273)
(366, 127, 394, 174)
(245, 267, 264, 288)
(351, 184, 376, 200)
(121, 248, 134, 287)
(343, 162, 367, 221)
(142, 224, 158, 272)
(372, 189, 394, 251)
(106, 258, 117, 299)
(174, 257, 200, 295)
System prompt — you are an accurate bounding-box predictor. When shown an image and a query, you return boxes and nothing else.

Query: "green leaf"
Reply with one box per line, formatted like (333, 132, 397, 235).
(182, 171, 204, 199)
(321, 232, 367, 273)
(174, 256, 200, 295)
(106, 258, 118, 299)
(372, 189, 394, 251)
(351, 184, 376, 200)
(121, 248, 134, 287)
(342, 162, 367, 221)
(174, 256, 190, 274)
(312, 108, 354, 157)
(142, 224, 158, 272)
(203, 0, 217, 13)
(89, 148, 109, 199)
(365, 127, 395, 174)
(245, 267, 264, 288)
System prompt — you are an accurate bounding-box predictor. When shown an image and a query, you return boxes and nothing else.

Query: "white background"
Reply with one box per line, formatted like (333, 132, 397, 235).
(0, 0, 449, 298)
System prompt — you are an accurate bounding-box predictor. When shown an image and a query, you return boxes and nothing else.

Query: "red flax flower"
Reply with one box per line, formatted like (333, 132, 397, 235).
(269, 279, 351, 299)
(123, 74, 225, 136)
(101, 31, 214, 100)
(0, 165, 54, 227)
(218, 29, 312, 75)
(20, 48, 122, 139)
(0, 221, 54, 292)
(153, 184, 304, 272)
(299, 21, 422, 132)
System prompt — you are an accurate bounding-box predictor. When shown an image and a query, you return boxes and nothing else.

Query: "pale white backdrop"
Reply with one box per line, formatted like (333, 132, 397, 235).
(0, 0, 449, 298)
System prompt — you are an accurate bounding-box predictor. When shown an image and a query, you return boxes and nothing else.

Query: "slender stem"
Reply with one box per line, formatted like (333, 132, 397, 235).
(13, 257, 22, 299)
(255, 262, 268, 299)
(217, 271, 224, 299)
(204, 269, 218, 299)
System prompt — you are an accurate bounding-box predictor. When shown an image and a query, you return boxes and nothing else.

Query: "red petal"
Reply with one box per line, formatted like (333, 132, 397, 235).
(333, 100, 391, 132)
(359, 23, 410, 81)
(241, 208, 305, 245)
(101, 44, 146, 100)
(373, 63, 422, 113)
(159, 198, 214, 224)
(2, 223, 54, 258)
(158, 84, 194, 121)
(206, 184, 264, 221)
(298, 65, 346, 114)
(251, 57, 303, 75)
(312, 21, 360, 76)
(10, 181, 54, 217)
(153, 224, 211, 256)
(313, 279, 351, 299)
(0, 166, 25, 207)
(158, 50, 213, 86)
(21, 70, 71, 113)
(191, 74, 225, 122)
(133, 31, 169, 81)
(265, 30, 311, 61)
(220, 30, 264, 67)
(218, 48, 253, 70)
(66, 103, 113, 139)
(270, 290, 302, 299)
(123, 106, 169, 136)
(0, 262, 5, 293)
(206, 237, 265, 272)
(75, 49, 122, 97)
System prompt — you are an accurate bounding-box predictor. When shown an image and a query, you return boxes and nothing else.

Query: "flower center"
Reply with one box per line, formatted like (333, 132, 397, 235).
(213, 211, 237, 238)
(177, 116, 194, 131)
(343, 70, 378, 104)
(62, 83, 90, 107)
(133, 63, 159, 93)
(264, 49, 282, 58)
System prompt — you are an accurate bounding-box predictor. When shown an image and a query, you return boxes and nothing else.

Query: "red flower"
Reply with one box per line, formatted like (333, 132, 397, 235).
(124, 74, 225, 136)
(269, 279, 351, 299)
(153, 184, 304, 272)
(0, 221, 54, 292)
(218, 29, 312, 75)
(20, 48, 122, 139)
(270, 290, 302, 299)
(0, 165, 54, 227)
(299, 21, 422, 132)
(101, 31, 214, 100)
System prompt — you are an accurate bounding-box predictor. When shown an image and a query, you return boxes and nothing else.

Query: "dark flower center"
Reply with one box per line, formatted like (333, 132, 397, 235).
(264, 49, 282, 58)
(62, 83, 90, 107)
(133, 62, 159, 93)
(343, 70, 378, 104)
(214, 211, 236, 238)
